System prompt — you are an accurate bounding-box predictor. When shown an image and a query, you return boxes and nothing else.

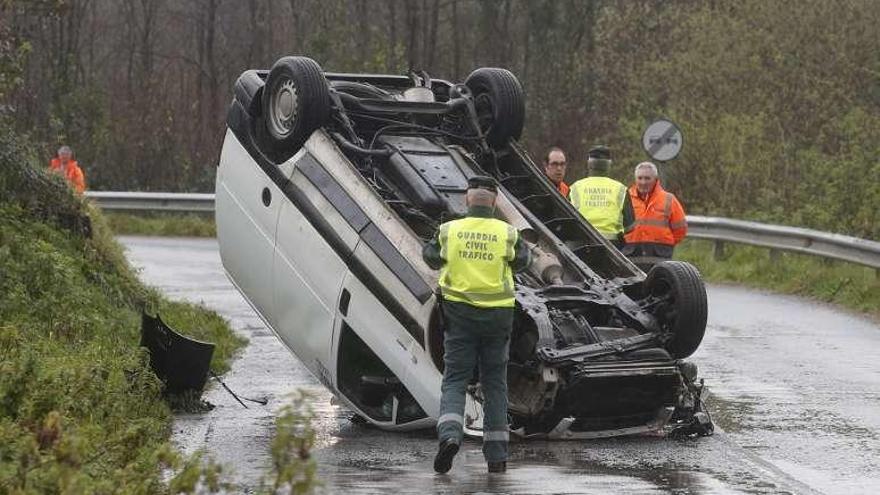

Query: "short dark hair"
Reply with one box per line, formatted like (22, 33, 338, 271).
(544, 146, 565, 164)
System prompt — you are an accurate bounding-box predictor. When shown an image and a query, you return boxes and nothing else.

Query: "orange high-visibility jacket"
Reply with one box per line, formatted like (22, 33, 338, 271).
(625, 181, 687, 246)
(49, 158, 86, 193)
(557, 180, 570, 198)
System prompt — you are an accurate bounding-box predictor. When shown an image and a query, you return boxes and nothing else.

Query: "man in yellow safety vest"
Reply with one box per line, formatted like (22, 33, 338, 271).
(568, 145, 634, 248)
(422, 175, 531, 474)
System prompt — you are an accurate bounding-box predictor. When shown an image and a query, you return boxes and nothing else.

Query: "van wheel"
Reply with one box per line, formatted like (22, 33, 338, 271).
(646, 261, 707, 359)
(262, 56, 330, 161)
(464, 68, 525, 148)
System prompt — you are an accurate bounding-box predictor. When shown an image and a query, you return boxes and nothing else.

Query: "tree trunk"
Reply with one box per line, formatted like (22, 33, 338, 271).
(452, 0, 461, 78)
(387, 0, 398, 71)
(357, 0, 370, 68)
(426, 0, 439, 69)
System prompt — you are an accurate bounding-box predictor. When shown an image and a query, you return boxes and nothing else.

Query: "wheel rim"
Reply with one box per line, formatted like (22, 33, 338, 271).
(650, 278, 678, 332)
(268, 79, 298, 137)
(474, 93, 495, 136)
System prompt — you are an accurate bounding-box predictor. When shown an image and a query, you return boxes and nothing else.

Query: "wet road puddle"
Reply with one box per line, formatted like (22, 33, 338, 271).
(321, 463, 749, 494)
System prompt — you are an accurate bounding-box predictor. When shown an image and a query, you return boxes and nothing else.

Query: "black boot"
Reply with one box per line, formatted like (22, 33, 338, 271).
(488, 461, 507, 473)
(433, 438, 460, 474)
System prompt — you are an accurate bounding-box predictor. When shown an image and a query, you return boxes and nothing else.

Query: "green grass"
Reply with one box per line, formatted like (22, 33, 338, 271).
(675, 239, 880, 317)
(103, 212, 216, 237)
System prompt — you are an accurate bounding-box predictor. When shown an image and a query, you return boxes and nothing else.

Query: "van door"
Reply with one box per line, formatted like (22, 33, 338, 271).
(331, 272, 429, 427)
(215, 130, 282, 322)
(271, 155, 351, 378)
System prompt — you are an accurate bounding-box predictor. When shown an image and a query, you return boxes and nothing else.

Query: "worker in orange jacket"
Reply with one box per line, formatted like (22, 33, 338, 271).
(622, 161, 687, 268)
(49, 145, 86, 193)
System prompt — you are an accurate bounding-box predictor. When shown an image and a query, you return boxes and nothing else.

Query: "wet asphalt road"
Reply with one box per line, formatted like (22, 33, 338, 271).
(120, 236, 880, 494)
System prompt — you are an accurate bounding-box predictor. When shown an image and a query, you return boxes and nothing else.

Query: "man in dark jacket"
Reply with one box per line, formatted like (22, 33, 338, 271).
(542, 146, 570, 197)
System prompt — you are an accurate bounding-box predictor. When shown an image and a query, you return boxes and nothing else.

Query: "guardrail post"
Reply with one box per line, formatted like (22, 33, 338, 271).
(713, 240, 726, 261)
(769, 249, 781, 263)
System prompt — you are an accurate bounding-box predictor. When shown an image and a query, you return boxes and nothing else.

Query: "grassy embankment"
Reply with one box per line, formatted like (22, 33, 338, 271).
(0, 127, 323, 492)
(675, 239, 880, 317)
(1, 136, 318, 493)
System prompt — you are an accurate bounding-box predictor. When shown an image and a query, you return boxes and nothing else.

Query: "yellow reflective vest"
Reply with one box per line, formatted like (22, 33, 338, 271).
(569, 176, 627, 239)
(438, 217, 518, 308)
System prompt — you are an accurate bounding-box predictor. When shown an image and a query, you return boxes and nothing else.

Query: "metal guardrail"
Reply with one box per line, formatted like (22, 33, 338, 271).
(86, 191, 215, 212)
(683, 216, 880, 269)
(86, 192, 880, 270)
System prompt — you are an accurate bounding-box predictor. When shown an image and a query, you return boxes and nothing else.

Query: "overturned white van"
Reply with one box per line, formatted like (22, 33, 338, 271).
(215, 56, 712, 439)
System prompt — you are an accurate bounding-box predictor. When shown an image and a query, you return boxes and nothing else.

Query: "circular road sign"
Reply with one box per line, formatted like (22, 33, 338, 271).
(642, 119, 683, 162)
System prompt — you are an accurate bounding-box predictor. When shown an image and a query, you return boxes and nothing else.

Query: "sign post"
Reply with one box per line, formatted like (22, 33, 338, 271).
(642, 118, 683, 163)
(641, 118, 683, 184)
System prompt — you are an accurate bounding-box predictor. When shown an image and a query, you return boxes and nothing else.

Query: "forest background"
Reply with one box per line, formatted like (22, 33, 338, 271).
(1, 0, 878, 239)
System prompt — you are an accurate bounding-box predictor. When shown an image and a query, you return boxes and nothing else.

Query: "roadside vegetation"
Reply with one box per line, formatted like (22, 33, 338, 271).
(676, 240, 880, 317)
(0, 124, 237, 491)
(105, 212, 216, 238)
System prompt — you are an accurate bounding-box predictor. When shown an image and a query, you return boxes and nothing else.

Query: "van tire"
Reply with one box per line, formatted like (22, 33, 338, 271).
(262, 56, 330, 162)
(646, 261, 707, 359)
(464, 68, 525, 147)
